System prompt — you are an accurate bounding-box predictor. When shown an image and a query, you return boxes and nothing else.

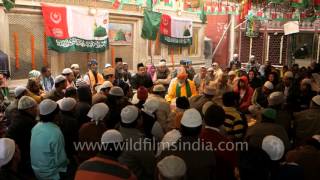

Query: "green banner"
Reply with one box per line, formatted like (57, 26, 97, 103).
(141, 10, 162, 40)
(47, 37, 109, 53)
(160, 35, 192, 46)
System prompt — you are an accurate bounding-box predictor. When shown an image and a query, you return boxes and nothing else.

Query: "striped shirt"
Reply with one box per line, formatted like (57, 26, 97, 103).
(223, 106, 247, 141)
(75, 155, 137, 180)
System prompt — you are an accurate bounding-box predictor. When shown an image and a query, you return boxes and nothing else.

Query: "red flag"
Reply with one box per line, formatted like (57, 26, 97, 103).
(160, 14, 171, 36)
(41, 4, 69, 39)
(113, 0, 120, 9)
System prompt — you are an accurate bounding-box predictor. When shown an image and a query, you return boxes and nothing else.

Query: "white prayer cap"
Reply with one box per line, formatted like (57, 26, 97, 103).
(87, 103, 109, 121)
(104, 63, 112, 68)
(123, 62, 128, 65)
(0, 138, 15, 168)
(312, 135, 320, 143)
(284, 71, 294, 78)
(157, 155, 187, 179)
(57, 98, 77, 112)
(96, 81, 113, 92)
(28, 70, 41, 79)
(228, 70, 236, 76)
(151, 121, 164, 140)
(153, 84, 166, 92)
(101, 129, 123, 144)
(207, 67, 214, 72)
(62, 68, 73, 75)
(312, 95, 320, 106)
(233, 54, 239, 58)
(109, 86, 124, 96)
(71, 64, 80, 69)
(121, 105, 139, 124)
(54, 75, 66, 84)
(18, 96, 37, 110)
(14, 86, 27, 98)
(268, 92, 285, 106)
(181, 108, 202, 128)
(202, 101, 214, 115)
(262, 135, 285, 161)
(301, 78, 312, 85)
(76, 79, 88, 87)
(156, 129, 182, 157)
(39, 99, 58, 115)
(200, 65, 207, 69)
(249, 55, 255, 59)
(263, 81, 274, 90)
(143, 98, 160, 114)
(159, 61, 166, 66)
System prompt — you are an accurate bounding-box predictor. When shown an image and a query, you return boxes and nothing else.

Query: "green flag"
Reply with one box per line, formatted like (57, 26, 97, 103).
(141, 10, 162, 40)
(2, 0, 15, 11)
(291, 0, 308, 8)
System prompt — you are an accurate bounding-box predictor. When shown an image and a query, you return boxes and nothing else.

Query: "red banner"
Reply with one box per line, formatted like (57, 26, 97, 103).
(160, 14, 171, 36)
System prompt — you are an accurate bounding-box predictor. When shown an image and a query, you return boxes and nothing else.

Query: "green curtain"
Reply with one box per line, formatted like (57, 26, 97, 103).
(141, 10, 162, 40)
(291, 0, 308, 8)
(2, 0, 15, 11)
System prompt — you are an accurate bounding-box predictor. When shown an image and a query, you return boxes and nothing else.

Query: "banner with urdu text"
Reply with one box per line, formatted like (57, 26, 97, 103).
(141, 10, 193, 46)
(42, 4, 109, 53)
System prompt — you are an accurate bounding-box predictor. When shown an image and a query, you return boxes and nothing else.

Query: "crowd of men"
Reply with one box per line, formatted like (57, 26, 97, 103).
(0, 55, 320, 180)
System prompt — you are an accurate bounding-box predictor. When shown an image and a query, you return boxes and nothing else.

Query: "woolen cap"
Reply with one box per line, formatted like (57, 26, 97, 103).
(18, 96, 37, 110)
(157, 155, 187, 179)
(121, 105, 139, 124)
(54, 75, 66, 84)
(0, 138, 15, 168)
(103, 67, 115, 76)
(14, 86, 27, 98)
(137, 86, 148, 101)
(262, 108, 277, 120)
(57, 98, 77, 112)
(262, 135, 285, 161)
(228, 71, 236, 76)
(39, 99, 58, 115)
(101, 129, 123, 144)
(181, 108, 202, 128)
(109, 86, 124, 97)
(153, 84, 166, 92)
(76, 79, 88, 87)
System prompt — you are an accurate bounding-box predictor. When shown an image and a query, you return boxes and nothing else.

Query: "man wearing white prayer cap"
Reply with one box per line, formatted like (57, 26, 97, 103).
(62, 68, 75, 88)
(249, 81, 274, 115)
(74, 129, 137, 179)
(118, 105, 156, 180)
(157, 155, 187, 180)
(77, 103, 109, 162)
(6, 96, 37, 177)
(93, 81, 113, 105)
(57, 97, 78, 163)
(0, 138, 21, 179)
(31, 99, 68, 180)
(70, 64, 81, 84)
(141, 98, 164, 140)
(229, 53, 241, 69)
(45, 75, 67, 101)
(158, 108, 216, 179)
(5, 86, 28, 123)
(193, 65, 210, 94)
(155, 59, 171, 90)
